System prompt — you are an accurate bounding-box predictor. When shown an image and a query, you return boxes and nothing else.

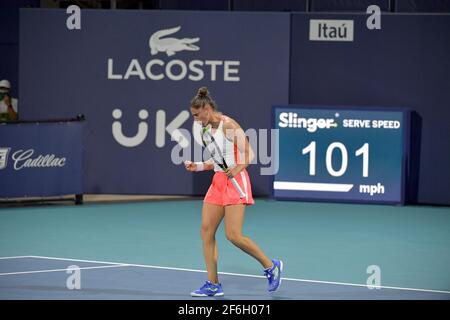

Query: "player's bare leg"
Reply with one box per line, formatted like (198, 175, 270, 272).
(224, 204, 273, 269)
(201, 203, 224, 284)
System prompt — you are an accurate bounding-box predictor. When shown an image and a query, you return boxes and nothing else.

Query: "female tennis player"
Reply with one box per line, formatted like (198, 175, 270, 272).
(184, 87, 283, 297)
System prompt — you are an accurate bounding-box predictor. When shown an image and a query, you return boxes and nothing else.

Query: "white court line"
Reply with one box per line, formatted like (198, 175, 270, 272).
(0, 256, 33, 260)
(0, 264, 130, 276)
(24, 255, 450, 295)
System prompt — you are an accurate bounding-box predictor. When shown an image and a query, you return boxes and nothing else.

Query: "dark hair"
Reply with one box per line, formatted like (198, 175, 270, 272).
(190, 87, 218, 110)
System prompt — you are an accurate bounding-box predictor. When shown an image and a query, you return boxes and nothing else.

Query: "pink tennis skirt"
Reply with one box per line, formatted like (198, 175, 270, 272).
(204, 169, 255, 206)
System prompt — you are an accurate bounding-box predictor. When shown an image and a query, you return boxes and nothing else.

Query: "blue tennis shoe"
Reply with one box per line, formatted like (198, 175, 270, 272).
(264, 259, 283, 292)
(190, 280, 224, 297)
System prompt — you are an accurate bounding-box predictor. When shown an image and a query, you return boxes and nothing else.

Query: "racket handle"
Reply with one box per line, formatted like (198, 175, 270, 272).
(231, 177, 246, 199)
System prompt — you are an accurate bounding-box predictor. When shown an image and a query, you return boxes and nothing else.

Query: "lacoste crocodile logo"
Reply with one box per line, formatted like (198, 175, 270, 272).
(149, 26, 200, 57)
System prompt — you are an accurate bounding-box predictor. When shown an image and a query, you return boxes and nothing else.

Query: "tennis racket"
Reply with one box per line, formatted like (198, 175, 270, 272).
(202, 126, 246, 199)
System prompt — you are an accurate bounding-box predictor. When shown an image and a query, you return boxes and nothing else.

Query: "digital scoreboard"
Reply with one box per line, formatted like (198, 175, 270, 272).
(272, 106, 410, 204)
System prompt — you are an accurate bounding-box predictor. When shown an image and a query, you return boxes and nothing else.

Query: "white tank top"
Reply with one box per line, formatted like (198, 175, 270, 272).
(206, 116, 237, 172)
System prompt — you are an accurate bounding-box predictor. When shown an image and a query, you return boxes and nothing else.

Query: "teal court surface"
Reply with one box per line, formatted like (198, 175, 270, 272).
(0, 199, 449, 300)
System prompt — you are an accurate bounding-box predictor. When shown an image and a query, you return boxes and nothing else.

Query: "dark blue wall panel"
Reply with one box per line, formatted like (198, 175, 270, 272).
(19, 9, 290, 196)
(290, 13, 450, 205)
(233, 0, 307, 11)
(310, 0, 391, 11)
(0, 1, 39, 104)
(15, 8, 450, 205)
(159, 0, 230, 10)
(0, 44, 19, 98)
(0, 8, 19, 42)
(0, 8, 19, 98)
(396, 0, 450, 12)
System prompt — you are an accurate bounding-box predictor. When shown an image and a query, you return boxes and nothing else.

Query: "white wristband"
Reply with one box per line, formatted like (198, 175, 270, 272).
(195, 162, 204, 171)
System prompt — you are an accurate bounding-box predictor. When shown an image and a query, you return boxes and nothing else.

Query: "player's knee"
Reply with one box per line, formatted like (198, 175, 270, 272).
(200, 224, 215, 240)
(225, 231, 243, 246)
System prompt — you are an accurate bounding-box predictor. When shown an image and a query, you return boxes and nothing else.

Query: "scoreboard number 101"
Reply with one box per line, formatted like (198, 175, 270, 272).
(302, 142, 369, 177)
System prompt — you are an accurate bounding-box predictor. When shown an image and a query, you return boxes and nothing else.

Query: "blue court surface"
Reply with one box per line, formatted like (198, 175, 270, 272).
(0, 199, 449, 300)
(0, 256, 449, 300)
